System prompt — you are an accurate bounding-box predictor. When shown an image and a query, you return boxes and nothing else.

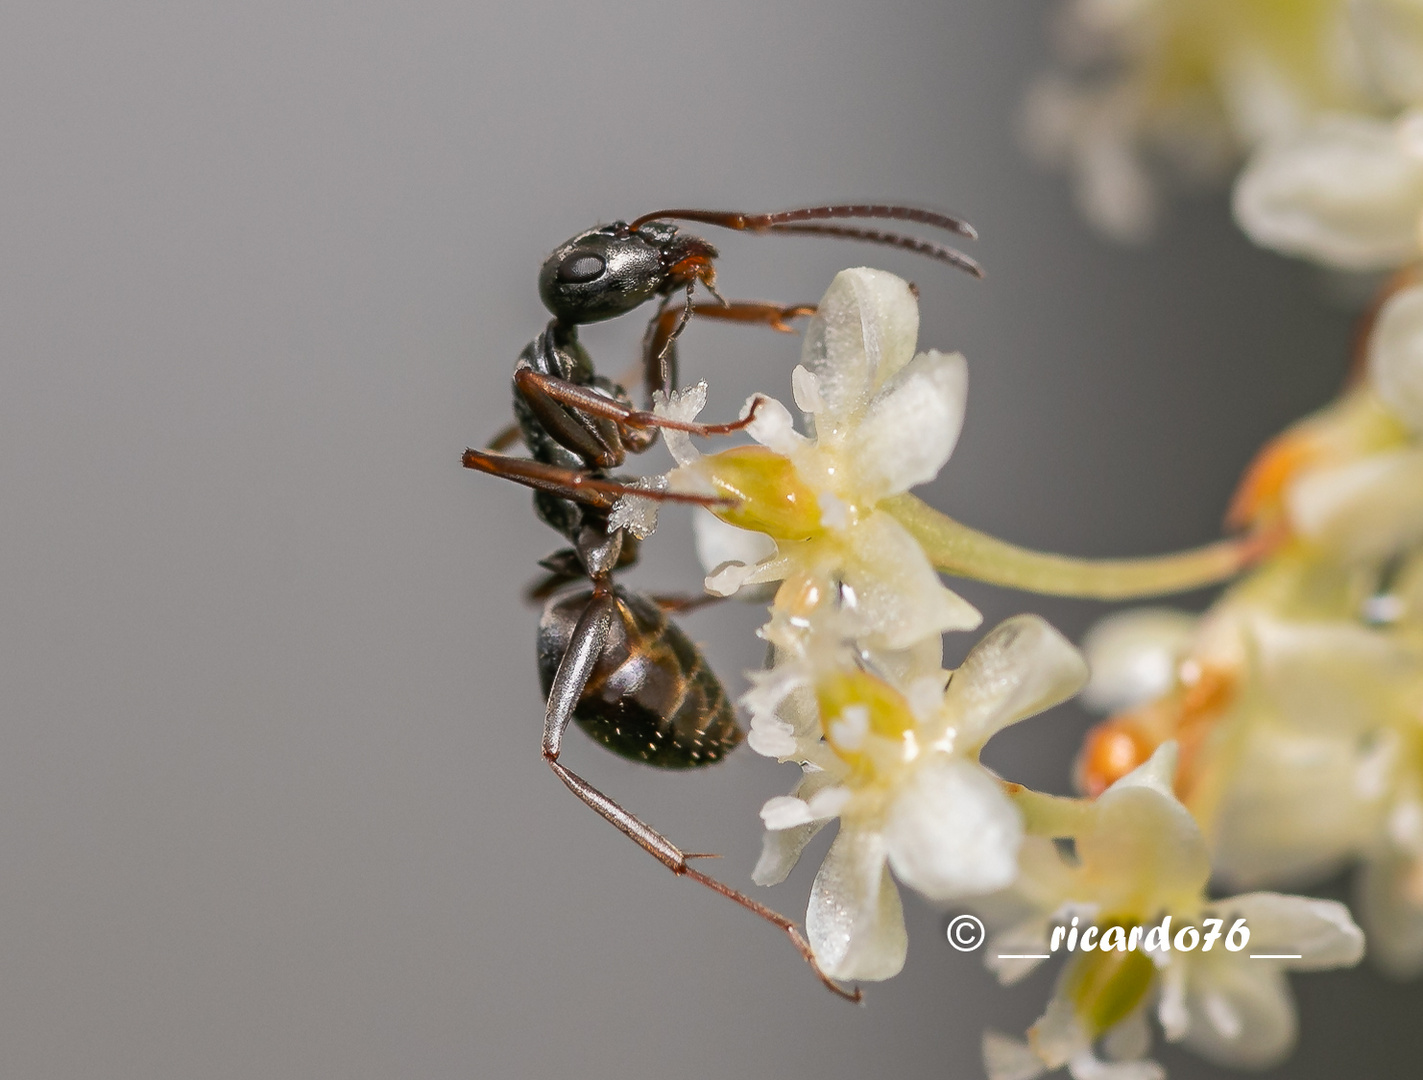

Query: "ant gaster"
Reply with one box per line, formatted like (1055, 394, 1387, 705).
(464, 205, 981, 1000)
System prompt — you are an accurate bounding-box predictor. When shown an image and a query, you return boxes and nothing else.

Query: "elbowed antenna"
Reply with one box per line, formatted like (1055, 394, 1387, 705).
(628, 203, 984, 278)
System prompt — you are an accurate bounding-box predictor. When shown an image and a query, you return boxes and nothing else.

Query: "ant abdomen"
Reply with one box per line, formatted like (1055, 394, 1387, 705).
(537, 586, 742, 769)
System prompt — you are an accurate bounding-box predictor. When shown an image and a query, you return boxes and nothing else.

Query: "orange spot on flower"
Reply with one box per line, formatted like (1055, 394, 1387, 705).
(1075, 666, 1238, 801)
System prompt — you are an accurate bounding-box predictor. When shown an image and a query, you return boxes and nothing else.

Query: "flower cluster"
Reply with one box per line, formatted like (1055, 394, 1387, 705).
(648, 267, 1087, 979)
(982, 745, 1362, 1079)
(617, 263, 1368, 1076)
(607, 5, 1423, 1076)
(1074, 268, 1423, 985)
(1029, 0, 1423, 240)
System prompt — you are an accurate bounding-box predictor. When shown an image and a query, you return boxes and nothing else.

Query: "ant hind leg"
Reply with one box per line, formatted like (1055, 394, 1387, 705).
(541, 586, 860, 1003)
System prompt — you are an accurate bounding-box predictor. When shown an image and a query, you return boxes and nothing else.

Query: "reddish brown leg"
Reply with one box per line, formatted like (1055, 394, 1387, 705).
(516, 367, 767, 438)
(461, 448, 730, 511)
(647, 592, 728, 615)
(485, 422, 522, 452)
(541, 589, 861, 1002)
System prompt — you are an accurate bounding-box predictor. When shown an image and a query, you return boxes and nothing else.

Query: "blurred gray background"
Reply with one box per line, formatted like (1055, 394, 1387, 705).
(2, 1, 1417, 1077)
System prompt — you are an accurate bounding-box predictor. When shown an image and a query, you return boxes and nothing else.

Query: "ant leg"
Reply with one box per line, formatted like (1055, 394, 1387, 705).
(641, 300, 816, 404)
(517, 368, 766, 440)
(484, 422, 522, 452)
(462, 449, 730, 511)
(542, 588, 861, 1002)
(647, 592, 727, 615)
(514, 362, 627, 470)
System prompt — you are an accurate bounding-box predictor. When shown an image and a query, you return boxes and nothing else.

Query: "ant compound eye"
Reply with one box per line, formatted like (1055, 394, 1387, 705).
(556, 251, 606, 284)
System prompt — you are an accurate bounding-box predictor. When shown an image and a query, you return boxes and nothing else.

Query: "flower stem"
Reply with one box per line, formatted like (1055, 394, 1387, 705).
(1002, 783, 1093, 837)
(884, 494, 1263, 600)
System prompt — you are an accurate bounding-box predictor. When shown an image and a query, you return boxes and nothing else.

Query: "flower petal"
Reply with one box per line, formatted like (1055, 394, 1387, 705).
(753, 821, 827, 887)
(841, 510, 982, 649)
(1066, 1051, 1164, 1080)
(848, 350, 968, 497)
(752, 770, 841, 886)
(1250, 617, 1422, 734)
(1084, 745, 1212, 911)
(760, 795, 815, 831)
(801, 268, 920, 419)
(1100, 1007, 1151, 1064)
(692, 507, 776, 578)
(1080, 608, 1198, 713)
(1288, 447, 1423, 562)
(1351, 8, 1423, 105)
(1357, 845, 1423, 979)
(1176, 954, 1297, 1070)
(983, 1031, 1047, 1080)
(806, 826, 907, 981)
(743, 394, 804, 457)
(883, 755, 1023, 901)
(1029, 983, 1091, 1070)
(1369, 284, 1423, 430)
(1220, 893, 1365, 971)
(945, 614, 1090, 753)
(1212, 725, 1384, 889)
(1233, 114, 1423, 270)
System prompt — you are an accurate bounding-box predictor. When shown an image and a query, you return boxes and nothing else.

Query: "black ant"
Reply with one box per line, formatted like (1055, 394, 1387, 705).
(463, 205, 980, 1000)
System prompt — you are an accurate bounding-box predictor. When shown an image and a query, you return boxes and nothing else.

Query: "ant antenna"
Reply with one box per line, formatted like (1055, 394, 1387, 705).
(629, 204, 984, 278)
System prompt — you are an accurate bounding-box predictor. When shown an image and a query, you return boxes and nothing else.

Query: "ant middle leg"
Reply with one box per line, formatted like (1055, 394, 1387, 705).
(541, 586, 860, 1002)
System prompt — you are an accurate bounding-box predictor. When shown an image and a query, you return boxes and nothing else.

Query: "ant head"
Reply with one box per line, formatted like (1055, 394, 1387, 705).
(538, 222, 718, 325)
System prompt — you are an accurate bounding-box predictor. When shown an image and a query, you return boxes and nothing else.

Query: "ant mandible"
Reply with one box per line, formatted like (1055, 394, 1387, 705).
(463, 205, 981, 1000)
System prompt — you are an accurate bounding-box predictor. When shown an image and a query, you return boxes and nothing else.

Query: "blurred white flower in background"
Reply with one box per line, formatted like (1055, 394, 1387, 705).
(1072, 279, 1423, 977)
(1235, 110, 1423, 271)
(980, 745, 1364, 1080)
(1029, 0, 1423, 240)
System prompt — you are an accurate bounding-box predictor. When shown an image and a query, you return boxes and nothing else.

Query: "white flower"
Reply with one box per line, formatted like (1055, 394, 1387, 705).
(1205, 616, 1423, 978)
(1080, 608, 1201, 714)
(1268, 285, 1423, 561)
(1235, 109, 1423, 270)
(1025, 0, 1415, 241)
(981, 745, 1365, 1079)
(751, 614, 1089, 982)
(666, 266, 981, 652)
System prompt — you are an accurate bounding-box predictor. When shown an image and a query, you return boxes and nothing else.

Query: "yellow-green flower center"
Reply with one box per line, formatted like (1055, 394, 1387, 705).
(815, 668, 921, 783)
(695, 445, 825, 541)
(1064, 926, 1157, 1040)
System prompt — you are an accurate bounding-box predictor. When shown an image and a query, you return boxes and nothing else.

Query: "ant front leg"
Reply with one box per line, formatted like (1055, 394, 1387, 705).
(641, 299, 817, 403)
(461, 449, 733, 511)
(541, 584, 861, 1002)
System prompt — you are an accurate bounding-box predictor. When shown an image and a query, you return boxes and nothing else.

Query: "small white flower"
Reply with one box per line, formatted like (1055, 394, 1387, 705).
(1235, 110, 1423, 271)
(1024, 0, 1413, 241)
(752, 614, 1089, 982)
(668, 267, 981, 652)
(980, 745, 1365, 1078)
(1080, 608, 1201, 713)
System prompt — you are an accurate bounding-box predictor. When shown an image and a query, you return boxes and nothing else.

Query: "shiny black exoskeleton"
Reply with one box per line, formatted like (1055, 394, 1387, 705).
(537, 586, 738, 768)
(462, 204, 981, 1000)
